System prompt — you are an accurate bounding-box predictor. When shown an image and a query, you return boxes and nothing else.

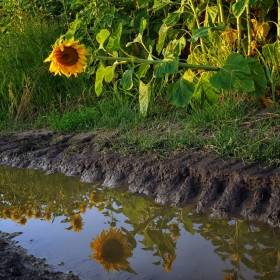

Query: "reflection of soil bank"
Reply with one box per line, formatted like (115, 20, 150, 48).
(0, 231, 79, 279)
(0, 129, 279, 227)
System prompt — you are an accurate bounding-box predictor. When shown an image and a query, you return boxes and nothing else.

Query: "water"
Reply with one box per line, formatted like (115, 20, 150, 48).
(0, 165, 280, 280)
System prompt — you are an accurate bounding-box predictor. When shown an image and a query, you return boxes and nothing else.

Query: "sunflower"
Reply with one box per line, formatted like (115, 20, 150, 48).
(25, 209, 34, 219)
(163, 253, 176, 273)
(71, 213, 83, 232)
(44, 38, 89, 78)
(2, 208, 12, 219)
(18, 216, 27, 226)
(90, 228, 133, 273)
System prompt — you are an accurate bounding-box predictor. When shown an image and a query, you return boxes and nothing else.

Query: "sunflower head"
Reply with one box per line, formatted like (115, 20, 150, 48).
(44, 38, 90, 78)
(71, 213, 84, 232)
(90, 228, 134, 273)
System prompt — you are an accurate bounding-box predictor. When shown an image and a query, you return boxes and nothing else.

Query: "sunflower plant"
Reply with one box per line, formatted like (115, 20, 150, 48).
(43, 0, 279, 115)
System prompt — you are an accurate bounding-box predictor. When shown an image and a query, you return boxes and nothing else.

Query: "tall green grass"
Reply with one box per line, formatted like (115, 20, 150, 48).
(0, 14, 91, 121)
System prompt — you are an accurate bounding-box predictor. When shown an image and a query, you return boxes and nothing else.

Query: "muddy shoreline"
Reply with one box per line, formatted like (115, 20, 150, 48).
(0, 129, 280, 279)
(0, 129, 279, 227)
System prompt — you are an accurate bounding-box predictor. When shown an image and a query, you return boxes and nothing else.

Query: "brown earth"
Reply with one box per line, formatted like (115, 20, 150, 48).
(0, 129, 280, 279)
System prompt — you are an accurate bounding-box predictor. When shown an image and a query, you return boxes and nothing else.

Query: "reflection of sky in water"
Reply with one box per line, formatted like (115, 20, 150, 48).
(0, 166, 279, 280)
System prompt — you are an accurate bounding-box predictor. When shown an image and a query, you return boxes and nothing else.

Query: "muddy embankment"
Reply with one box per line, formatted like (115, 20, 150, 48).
(0, 129, 280, 227)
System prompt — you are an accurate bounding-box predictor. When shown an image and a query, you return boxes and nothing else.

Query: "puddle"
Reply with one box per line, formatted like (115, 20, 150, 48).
(0, 165, 280, 279)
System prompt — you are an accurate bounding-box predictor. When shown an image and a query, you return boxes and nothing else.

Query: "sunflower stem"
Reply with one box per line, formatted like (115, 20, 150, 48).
(91, 55, 220, 72)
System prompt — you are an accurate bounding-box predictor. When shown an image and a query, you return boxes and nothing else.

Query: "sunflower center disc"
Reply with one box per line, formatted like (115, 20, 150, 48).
(101, 239, 124, 263)
(60, 47, 79, 66)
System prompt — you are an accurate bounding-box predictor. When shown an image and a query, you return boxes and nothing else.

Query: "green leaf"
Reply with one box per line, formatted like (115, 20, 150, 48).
(232, 0, 249, 18)
(193, 75, 220, 106)
(164, 37, 186, 57)
(154, 56, 179, 77)
(262, 41, 280, 66)
(210, 53, 255, 92)
(106, 23, 122, 53)
(145, 229, 175, 254)
(120, 68, 134, 90)
(180, 210, 195, 235)
(152, 0, 172, 11)
(169, 77, 195, 107)
(104, 64, 116, 83)
(139, 18, 147, 35)
(245, 57, 267, 97)
(136, 64, 150, 79)
(96, 29, 110, 50)
(188, 26, 225, 42)
(163, 7, 183, 27)
(156, 23, 169, 54)
(65, 16, 80, 40)
(139, 81, 151, 117)
(95, 63, 106, 96)
(204, 6, 218, 27)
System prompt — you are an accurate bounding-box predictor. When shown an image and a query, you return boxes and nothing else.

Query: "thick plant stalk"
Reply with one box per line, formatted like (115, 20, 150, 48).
(188, 0, 206, 53)
(278, 0, 280, 39)
(217, 0, 225, 23)
(91, 54, 220, 71)
(246, 4, 252, 56)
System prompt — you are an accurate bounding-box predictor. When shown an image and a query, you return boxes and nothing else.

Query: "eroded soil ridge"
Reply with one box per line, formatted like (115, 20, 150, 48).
(0, 129, 280, 227)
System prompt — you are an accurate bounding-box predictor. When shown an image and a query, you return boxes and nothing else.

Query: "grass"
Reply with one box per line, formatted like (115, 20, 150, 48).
(0, 13, 279, 167)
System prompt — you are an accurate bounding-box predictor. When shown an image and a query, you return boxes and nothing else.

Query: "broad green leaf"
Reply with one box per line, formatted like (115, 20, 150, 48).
(152, 0, 172, 11)
(65, 16, 80, 40)
(104, 64, 116, 83)
(210, 53, 255, 92)
(262, 41, 280, 66)
(136, 64, 150, 79)
(232, 0, 249, 18)
(96, 29, 110, 50)
(145, 229, 175, 254)
(121, 68, 134, 90)
(188, 26, 225, 42)
(95, 63, 106, 96)
(169, 77, 195, 107)
(163, 7, 183, 27)
(193, 75, 220, 106)
(245, 57, 267, 97)
(204, 6, 218, 27)
(164, 37, 186, 57)
(106, 23, 122, 53)
(139, 81, 151, 117)
(154, 56, 179, 77)
(156, 23, 169, 54)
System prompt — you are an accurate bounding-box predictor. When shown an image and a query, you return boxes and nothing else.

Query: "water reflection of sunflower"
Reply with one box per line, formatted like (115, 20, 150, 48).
(90, 228, 133, 273)
(25, 209, 33, 219)
(71, 213, 84, 232)
(19, 216, 27, 226)
(164, 253, 176, 273)
(44, 38, 89, 78)
(11, 209, 20, 221)
(2, 208, 12, 219)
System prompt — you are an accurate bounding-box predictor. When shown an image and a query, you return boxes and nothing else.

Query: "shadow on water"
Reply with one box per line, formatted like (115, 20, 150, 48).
(0, 165, 280, 280)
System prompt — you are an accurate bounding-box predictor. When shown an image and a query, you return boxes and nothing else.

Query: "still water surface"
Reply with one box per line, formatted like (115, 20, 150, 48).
(0, 165, 280, 280)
